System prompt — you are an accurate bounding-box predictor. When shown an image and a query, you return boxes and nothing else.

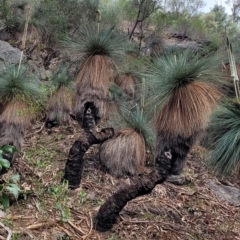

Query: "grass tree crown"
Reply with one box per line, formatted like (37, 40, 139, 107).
(61, 24, 136, 63)
(143, 48, 223, 138)
(0, 65, 42, 104)
(118, 104, 155, 151)
(50, 67, 74, 90)
(206, 99, 240, 176)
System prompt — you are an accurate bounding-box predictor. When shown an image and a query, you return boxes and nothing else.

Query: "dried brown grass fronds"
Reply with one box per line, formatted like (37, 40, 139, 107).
(100, 128, 146, 177)
(0, 101, 30, 156)
(76, 55, 116, 97)
(46, 86, 73, 125)
(156, 82, 221, 138)
(74, 88, 114, 125)
(115, 73, 137, 100)
(0, 100, 32, 127)
(0, 122, 25, 151)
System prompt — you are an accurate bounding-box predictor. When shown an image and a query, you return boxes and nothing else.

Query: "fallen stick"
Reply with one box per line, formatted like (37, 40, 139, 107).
(26, 221, 56, 230)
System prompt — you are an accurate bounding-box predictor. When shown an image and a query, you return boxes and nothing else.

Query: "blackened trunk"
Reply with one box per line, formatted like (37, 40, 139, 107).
(93, 149, 173, 232)
(62, 102, 114, 189)
(62, 137, 90, 189)
(156, 133, 198, 175)
(93, 133, 198, 232)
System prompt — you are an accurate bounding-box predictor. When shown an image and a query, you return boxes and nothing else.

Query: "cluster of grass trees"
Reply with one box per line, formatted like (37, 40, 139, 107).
(0, 0, 240, 231)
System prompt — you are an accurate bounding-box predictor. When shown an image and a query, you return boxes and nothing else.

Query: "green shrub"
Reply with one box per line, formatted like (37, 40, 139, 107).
(0, 145, 21, 211)
(31, 0, 99, 45)
(0, 1, 25, 32)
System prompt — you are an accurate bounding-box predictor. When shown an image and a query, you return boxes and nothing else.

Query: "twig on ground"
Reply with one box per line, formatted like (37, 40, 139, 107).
(58, 225, 75, 237)
(26, 221, 56, 230)
(26, 123, 45, 138)
(67, 220, 88, 235)
(0, 222, 12, 240)
(82, 212, 93, 239)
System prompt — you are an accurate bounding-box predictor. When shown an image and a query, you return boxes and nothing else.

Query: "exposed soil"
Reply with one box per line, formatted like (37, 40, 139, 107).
(0, 118, 240, 240)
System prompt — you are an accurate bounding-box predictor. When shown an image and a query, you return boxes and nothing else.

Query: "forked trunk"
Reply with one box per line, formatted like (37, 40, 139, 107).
(93, 132, 198, 231)
(62, 102, 114, 189)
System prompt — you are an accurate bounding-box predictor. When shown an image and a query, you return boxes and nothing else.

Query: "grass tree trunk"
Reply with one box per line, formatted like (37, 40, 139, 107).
(93, 149, 173, 232)
(0, 101, 30, 173)
(93, 134, 197, 232)
(62, 102, 114, 189)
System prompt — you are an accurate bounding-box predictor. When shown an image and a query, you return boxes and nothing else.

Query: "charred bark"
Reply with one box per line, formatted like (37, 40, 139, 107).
(93, 149, 173, 232)
(62, 102, 114, 189)
(156, 133, 198, 175)
(93, 132, 198, 231)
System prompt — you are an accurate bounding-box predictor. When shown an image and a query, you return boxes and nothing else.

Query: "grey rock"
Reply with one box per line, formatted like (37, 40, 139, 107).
(167, 174, 187, 185)
(0, 40, 26, 64)
(207, 180, 240, 206)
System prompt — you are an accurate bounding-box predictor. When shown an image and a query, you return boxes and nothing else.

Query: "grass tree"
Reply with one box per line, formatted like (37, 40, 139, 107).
(147, 36, 165, 59)
(206, 99, 240, 176)
(205, 38, 240, 176)
(145, 48, 222, 175)
(115, 73, 137, 101)
(62, 24, 135, 126)
(45, 67, 74, 128)
(0, 65, 41, 165)
(93, 48, 223, 231)
(114, 54, 140, 101)
(100, 105, 154, 177)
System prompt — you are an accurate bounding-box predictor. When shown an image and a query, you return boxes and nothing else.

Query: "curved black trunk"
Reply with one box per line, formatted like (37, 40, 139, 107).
(156, 133, 198, 175)
(93, 149, 173, 232)
(93, 134, 198, 232)
(62, 102, 114, 189)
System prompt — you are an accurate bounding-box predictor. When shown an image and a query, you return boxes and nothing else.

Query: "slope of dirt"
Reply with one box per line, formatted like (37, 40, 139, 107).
(0, 119, 240, 240)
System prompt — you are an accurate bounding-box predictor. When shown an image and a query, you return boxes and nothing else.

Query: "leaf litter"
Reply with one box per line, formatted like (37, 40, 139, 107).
(0, 118, 239, 240)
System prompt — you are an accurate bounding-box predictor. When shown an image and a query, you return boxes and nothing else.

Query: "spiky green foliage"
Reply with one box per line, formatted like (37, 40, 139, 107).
(0, 65, 41, 104)
(61, 24, 135, 63)
(108, 83, 126, 102)
(145, 48, 222, 109)
(206, 99, 240, 176)
(146, 36, 165, 58)
(144, 48, 222, 138)
(115, 104, 155, 151)
(63, 24, 136, 125)
(50, 67, 73, 90)
(0, 65, 42, 165)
